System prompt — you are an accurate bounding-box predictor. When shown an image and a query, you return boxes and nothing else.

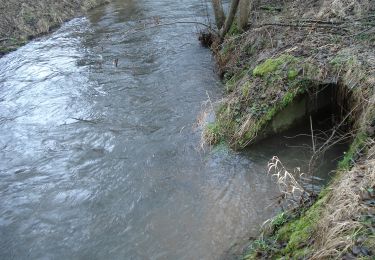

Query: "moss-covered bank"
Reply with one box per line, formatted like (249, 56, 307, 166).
(204, 0, 375, 258)
(0, 0, 109, 56)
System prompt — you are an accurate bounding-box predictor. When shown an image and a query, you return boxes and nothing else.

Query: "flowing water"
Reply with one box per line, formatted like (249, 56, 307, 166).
(0, 1, 346, 259)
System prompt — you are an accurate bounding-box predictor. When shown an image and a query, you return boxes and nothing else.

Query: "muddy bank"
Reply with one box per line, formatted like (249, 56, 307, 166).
(0, 0, 109, 56)
(203, 0, 375, 258)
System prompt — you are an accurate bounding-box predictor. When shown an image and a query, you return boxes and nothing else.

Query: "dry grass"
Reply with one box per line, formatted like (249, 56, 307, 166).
(317, 0, 373, 19)
(0, 0, 109, 53)
(268, 156, 311, 210)
(311, 157, 375, 259)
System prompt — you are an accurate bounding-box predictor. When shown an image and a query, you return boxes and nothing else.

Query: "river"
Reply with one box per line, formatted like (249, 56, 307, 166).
(0, 0, 345, 259)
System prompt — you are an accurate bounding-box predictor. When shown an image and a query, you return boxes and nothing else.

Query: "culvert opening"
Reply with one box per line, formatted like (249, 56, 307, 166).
(270, 83, 359, 136)
(254, 83, 359, 192)
(306, 83, 358, 133)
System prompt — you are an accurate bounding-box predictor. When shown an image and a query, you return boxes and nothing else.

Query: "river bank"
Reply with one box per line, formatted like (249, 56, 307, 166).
(203, 0, 375, 258)
(0, 0, 109, 56)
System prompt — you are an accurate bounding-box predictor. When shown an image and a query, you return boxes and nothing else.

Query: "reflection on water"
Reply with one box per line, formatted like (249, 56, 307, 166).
(0, 0, 346, 259)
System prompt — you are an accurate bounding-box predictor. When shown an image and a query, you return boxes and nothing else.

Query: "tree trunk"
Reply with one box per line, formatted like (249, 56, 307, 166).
(220, 0, 240, 38)
(211, 0, 226, 29)
(238, 0, 251, 31)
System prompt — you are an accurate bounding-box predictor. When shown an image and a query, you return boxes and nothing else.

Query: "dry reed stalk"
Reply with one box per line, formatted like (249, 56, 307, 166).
(268, 156, 310, 209)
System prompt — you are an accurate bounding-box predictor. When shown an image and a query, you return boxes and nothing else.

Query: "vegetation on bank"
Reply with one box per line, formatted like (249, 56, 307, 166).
(243, 135, 374, 259)
(203, 0, 375, 258)
(0, 0, 109, 56)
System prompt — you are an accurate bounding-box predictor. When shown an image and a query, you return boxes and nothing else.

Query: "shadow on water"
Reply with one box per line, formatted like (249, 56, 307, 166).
(0, 0, 348, 259)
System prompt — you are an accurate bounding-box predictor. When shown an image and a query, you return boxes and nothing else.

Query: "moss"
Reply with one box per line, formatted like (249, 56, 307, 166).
(241, 82, 251, 97)
(275, 197, 326, 257)
(287, 69, 299, 80)
(252, 54, 297, 77)
(237, 86, 303, 147)
(209, 50, 320, 148)
(241, 197, 324, 259)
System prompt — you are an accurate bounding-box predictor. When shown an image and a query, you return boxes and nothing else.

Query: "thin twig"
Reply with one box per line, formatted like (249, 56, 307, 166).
(310, 115, 316, 154)
(288, 19, 344, 25)
(308, 104, 360, 174)
(255, 22, 350, 32)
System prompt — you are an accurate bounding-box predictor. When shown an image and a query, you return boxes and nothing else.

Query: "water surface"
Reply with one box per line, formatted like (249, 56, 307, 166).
(0, 1, 345, 259)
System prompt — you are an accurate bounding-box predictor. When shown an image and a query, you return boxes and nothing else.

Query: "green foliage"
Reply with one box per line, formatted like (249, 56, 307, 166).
(204, 122, 221, 144)
(243, 238, 274, 260)
(246, 103, 269, 117)
(338, 132, 368, 170)
(227, 21, 241, 36)
(271, 212, 288, 230)
(280, 91, 296, 107)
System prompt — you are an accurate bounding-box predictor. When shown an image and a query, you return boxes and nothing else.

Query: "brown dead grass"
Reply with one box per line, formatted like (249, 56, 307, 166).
(311, 156, 375, 259)
(318, 0, 372, 19)
(0, 0, 109, 53)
